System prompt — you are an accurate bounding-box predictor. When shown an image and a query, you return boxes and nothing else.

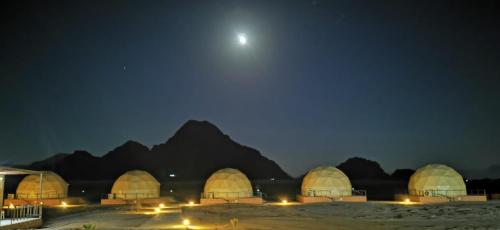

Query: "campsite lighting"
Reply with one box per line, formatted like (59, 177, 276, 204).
(154, 207, 161, 213)
(282, 199, 288, 204)
(188, 201, 194, 206)
(61, 201, 68, 207)
(399, 198, 415, 205)
(159, 203, 165, 208)
(182, 218, 190, 226)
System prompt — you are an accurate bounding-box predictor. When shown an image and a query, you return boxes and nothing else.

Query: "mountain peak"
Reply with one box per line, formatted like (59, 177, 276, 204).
(119, 140, 149, 149)
(72, 150, 94, 157)
(25, 119, 291, 181)
(102, 140, 149, 160)
(171, 120, 226, 141)
(337, 157, 389, 180)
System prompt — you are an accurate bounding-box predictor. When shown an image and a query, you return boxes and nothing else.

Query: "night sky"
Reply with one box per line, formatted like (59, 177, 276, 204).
(1, 0, 499, 176)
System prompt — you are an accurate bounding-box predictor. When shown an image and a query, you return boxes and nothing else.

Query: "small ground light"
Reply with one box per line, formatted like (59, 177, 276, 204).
(404, 198, 411, 203)
(282, 199, 288, 204)
(159, 203, 165, 208)
(182, 218, 190, 226)
(61, 201, 68, 207)
(9, 203, 15, 209)
(154, 207, 161, 213)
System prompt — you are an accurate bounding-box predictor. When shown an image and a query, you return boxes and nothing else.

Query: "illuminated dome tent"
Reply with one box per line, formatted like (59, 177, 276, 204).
(16, 171, 68, 199)
(201, 168, 263, 205)
(204, 168, 252, 198)
(102, 170, 173, 205)
(111, 170, 160, 199)
(298, 166, 366, 203)
(301, 166, 352, 197)
(408, 164, 466, 197)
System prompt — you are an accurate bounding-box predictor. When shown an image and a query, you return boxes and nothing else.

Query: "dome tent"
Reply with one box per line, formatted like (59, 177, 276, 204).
(16, 171, 68, 199)
(408, 164, 466, 197)
(301, 166, 352, 197)
(111, 170, 160, 199)
(203, 168, 253, 199)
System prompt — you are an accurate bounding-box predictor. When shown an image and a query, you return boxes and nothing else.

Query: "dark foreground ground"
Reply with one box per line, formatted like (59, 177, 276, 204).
(42, 201, 500, 230)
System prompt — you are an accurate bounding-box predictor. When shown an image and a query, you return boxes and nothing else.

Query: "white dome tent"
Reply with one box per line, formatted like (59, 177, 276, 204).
(407, 164, 486, 203)
(409, 164, 466, 197)
(201, 168, 263, 205)
(203, 168, 253, 199)
(301, 166, 352, 197)
(298, 166, 367, 203)
(16, 171, 68, 199)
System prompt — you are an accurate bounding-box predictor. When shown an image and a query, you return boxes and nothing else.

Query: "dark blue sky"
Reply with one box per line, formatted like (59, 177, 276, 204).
(1, 0, 499, 176)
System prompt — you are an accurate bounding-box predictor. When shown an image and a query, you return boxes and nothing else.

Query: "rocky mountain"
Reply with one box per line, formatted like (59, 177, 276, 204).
(337, 157, 390, 180)
(26, 120, 291, 181)
(461, 164, 500, 179)
(391, 169, 415, 181)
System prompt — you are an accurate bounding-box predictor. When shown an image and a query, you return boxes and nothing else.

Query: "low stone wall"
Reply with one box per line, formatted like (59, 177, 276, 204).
(0, 219, 42, 230)
(408, 195, 449, 203)
(408, 195, 487, 203)
(454, 195, 487, 202)
(101, 196, 173, 206)
(297, 195, 332, 203)
(200, 197, 264, 205)
(100, 199, 126, 205)
(297, 195, 367, 203)
(337, 196, 367, 202)
(4, 197, 84, 206)
(200, 198, 227, 205)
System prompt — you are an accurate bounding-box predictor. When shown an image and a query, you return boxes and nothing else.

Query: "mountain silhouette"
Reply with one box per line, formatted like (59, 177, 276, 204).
(337, 157, 390, 180)
(26, 120, 291, 181)
(391, 169, 415, 181)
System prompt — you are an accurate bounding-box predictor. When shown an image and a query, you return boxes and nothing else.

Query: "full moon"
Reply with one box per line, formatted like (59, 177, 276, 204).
(237, 33, 248, 45)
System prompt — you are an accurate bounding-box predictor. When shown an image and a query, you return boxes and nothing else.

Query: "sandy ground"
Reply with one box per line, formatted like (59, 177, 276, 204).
(42, 201, 500, 230)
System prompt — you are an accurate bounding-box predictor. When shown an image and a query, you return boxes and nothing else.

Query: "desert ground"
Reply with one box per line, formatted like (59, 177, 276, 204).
(42, 201, 500, 230)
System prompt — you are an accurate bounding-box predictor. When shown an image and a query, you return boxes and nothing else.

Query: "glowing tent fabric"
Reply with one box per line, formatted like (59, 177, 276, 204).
(16, 171, 68, 199)
(301, 166, 352, 197)
(203, 168, 253, 199)
(409, 164, 466, 197)
(111, 170, 160, 199)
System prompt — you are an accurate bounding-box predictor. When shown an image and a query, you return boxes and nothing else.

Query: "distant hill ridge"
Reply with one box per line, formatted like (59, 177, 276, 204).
(24, 120, 498, 182)
(26, 120, 291, 181)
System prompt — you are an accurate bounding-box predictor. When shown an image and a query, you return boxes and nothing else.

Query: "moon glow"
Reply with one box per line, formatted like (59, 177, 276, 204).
(237, 33, 248, 45)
